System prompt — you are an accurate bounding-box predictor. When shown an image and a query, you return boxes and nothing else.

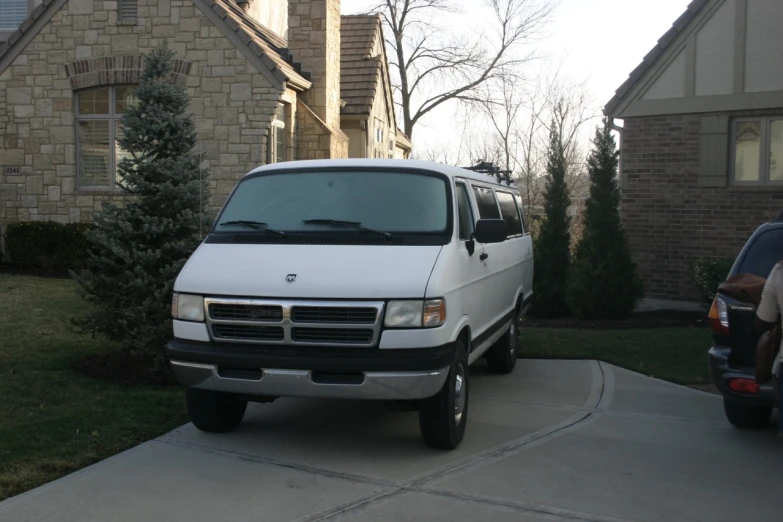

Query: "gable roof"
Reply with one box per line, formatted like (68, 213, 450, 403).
(604, 0, 709, 117)
(197, 0, 311, 88)
(0, 0, 311, 89)
(340, 14, 394, 122)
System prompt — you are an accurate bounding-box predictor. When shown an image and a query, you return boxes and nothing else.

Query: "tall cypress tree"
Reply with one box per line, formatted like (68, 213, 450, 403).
(532, 121, 571, 318)
(73, 47, 211, 362)
(567, 119, 642, 319)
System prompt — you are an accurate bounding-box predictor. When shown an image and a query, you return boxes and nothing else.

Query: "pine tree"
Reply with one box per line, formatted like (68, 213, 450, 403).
(73, 47, 211, 362)
(532, 121, 571, 318)
(567, 119, 642, 319)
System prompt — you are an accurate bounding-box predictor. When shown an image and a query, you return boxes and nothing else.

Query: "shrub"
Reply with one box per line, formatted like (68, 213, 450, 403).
(568, 121, 643, 319)
(691, 257, 734, 308)
(4, 221, 93, 271)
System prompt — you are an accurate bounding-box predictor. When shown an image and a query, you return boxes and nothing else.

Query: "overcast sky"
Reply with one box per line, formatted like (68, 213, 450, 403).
(340, 0, 692, 157)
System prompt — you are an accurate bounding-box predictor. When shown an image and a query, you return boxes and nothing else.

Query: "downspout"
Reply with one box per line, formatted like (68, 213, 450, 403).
(362, 119, 369, 158)
(610, 118, 625, 214)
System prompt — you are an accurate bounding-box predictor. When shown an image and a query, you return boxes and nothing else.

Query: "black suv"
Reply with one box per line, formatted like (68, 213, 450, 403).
(709, 211, 783, 429)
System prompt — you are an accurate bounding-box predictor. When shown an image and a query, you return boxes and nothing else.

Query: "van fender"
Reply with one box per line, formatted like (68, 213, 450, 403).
(451, 315, 472, 344)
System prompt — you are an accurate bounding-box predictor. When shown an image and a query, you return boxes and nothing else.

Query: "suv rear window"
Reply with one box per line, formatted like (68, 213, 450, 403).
(738, 228, 783, 277)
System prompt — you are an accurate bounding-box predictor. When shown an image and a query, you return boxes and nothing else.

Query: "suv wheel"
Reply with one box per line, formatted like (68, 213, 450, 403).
(418, 337, 469, 450)
(722, 398, 772, 429)
(186, 387, 248, 433)
(486, 307, 519, 374)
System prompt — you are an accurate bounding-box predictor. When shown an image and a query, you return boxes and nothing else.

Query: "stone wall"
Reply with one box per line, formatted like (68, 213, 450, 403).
(621, 111, 783, 302)
(0, 0, 284, 234)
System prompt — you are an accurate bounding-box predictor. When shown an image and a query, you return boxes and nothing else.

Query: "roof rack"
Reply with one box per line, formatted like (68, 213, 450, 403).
(463, 161, 514, 186)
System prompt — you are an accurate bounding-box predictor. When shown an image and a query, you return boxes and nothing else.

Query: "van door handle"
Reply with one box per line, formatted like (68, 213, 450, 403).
(479, 253, 489, 261)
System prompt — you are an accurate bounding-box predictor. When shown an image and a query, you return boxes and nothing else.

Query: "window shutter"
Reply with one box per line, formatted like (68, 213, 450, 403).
(698, 115, 729, 187)
(119, 0, 138, 20)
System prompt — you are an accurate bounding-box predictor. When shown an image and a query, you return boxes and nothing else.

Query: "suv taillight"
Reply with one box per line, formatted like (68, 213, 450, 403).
(708, 295, 730, 336)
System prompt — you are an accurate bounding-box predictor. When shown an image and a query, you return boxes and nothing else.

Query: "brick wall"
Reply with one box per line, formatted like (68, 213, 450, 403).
(621, 111, 783, 301)
(0, 0, 284, 233)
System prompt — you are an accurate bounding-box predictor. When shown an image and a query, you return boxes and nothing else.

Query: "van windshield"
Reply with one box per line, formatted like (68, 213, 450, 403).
(215, 170, 450, 234)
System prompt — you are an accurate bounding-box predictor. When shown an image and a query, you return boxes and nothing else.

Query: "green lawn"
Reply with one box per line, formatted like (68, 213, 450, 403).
(0, 275, 188, 501)
(518, 327, 713, 385)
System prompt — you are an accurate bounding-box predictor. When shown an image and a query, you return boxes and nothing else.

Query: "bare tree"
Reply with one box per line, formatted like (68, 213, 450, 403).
(371, 0, 557, 140)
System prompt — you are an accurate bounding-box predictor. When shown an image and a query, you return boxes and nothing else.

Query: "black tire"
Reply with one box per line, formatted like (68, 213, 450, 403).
(186, 387, 248, 433)
(418, 337, 469, 450)
(722, 398, 772, 429)
(486, 307, 519, 374)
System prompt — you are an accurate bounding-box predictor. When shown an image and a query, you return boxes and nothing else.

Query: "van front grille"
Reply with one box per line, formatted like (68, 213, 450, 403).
(291, 328, 374, 344)
(204, 298, 384, 347)
(291, 306, 377, 324)
(212, 324, 285, 342)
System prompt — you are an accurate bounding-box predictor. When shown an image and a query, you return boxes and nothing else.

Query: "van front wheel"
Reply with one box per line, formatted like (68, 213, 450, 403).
(186, 387, 247, 433)
(418, 338, 469, 450)
(486, 308, 519, 374)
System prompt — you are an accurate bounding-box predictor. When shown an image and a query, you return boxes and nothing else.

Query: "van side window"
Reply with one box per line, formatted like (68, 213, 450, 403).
(496, 192, 523, 237)
(472, 186, 501, 219)
(455, 182, 475, 240)
(513, 194, 528, 234)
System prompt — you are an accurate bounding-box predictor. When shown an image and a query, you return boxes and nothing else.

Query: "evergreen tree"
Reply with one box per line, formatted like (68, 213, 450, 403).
(567, 119, 642, 319)
(73, 47, 210, 362)
(532, 121, 571, 318)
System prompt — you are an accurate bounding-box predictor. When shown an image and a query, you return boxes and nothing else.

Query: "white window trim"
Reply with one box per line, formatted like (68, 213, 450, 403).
(730, 116, 783, 186)
(75, 86, 134, 191)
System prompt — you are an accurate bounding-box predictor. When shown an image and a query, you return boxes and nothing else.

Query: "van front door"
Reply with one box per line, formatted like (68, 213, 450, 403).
(453, 181, 488, 348)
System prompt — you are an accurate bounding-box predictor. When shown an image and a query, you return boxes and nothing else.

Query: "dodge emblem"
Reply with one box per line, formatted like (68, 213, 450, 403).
(286, 274, 297, 283)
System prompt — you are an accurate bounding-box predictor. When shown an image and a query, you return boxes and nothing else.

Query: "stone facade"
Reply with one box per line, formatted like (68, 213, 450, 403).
(0, 0, 284, 233)
(287, 0, 347, 158)
(621, 110, 783, 302)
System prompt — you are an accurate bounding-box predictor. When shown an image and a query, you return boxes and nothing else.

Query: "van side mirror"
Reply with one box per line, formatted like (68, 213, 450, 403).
(474, 219, 507, 244)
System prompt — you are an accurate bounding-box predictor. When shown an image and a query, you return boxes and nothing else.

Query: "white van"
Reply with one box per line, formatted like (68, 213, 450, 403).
(166, 159, 534, 449)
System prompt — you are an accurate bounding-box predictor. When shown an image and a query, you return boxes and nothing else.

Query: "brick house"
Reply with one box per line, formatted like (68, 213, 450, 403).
(605, 0, 783, 308)
(0, 0, 411, 238)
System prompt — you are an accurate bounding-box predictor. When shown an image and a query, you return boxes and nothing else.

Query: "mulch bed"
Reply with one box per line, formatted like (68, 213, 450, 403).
(72, 350, 179, 386)
(522, 310, 707, 330)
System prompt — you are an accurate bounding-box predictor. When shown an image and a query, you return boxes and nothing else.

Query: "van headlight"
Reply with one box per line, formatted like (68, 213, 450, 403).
(171, 292, 205, 322)
(385, 299, 446, 328)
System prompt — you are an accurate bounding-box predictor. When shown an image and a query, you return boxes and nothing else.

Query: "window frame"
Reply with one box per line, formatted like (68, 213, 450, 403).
(75, 85, 136, 191)
(496, 190, 524, 239)
(471, 184, 502, 220)
(267, 103, 288, 164)
(454, 180, 476, 241)
(730, 116, 783, 186)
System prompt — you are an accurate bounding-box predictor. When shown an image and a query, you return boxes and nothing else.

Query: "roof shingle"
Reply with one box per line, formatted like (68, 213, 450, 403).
(340, 14, 385, 116)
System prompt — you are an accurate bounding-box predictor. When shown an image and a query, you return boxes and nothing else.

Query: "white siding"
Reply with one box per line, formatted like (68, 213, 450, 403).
(247, 0, 288, 39)
(744, 0, 783, 93)
(642, 49, 687, 100)
(695, 0, 734, 96)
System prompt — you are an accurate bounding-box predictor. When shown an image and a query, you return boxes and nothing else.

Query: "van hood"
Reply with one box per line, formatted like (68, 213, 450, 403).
(175, 243, 442, 299)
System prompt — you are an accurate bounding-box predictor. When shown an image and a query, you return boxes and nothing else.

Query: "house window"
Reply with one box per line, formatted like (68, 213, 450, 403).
(119, 0, 138, 21)
(76, 86, 138, 189)
(268, 103, 287, 164)
(0, 0, 27, 30)
(732, 117, 783, 185)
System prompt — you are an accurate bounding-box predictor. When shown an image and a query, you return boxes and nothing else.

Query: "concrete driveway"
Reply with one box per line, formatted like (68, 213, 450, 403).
(1, 360, 780, 522)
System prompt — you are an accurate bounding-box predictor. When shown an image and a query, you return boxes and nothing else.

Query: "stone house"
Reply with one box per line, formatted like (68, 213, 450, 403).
(605, 0, 783, 308)
(0, 0, 411, 239)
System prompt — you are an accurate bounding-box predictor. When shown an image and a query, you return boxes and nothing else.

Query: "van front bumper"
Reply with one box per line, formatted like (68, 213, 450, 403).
(165, 339, 454, 400)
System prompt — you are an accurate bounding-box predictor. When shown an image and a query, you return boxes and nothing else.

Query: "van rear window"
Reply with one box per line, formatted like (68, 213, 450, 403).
(738, 228, 783, 277)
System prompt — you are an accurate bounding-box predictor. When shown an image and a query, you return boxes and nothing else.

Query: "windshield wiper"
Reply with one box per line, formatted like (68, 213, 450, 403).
(302, 219, 392, 239)
(219, 220, 286, 236)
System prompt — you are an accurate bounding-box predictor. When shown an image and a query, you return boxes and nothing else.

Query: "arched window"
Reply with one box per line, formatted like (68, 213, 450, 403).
(75, 86, 138, 189)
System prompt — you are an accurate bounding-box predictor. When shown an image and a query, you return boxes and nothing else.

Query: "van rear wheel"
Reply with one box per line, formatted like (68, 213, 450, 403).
(418, 338, 469, 450)
(486, 308, 519, 374)
(186, 387, 248, 433)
